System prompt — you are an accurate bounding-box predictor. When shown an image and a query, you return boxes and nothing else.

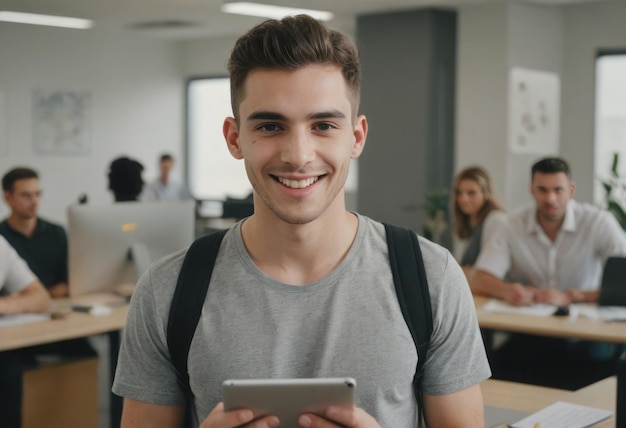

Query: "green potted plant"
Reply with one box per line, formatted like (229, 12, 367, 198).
(422, 189, 449, 245)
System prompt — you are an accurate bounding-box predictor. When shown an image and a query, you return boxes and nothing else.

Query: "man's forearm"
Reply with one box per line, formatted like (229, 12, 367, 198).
(0, 281, 50, 314)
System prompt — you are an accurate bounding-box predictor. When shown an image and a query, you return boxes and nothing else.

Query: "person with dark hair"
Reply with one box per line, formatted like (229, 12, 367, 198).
(143, 153, 189, 201)
(451, 166, 505, 280)
(1, 167, 69, 298)
(471, 156, 626, 306)
(113, 15, 490, 427)
(108, 156, 145, 202)
(471, 157, 626, 388)
(0, 166, 94, 428)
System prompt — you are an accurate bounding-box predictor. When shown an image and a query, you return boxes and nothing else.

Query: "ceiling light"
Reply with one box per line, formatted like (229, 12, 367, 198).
(0, 11, 93, 29)
(221, 2, 333, 21)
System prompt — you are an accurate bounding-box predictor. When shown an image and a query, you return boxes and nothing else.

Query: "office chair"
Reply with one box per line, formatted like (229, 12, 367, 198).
(598, 256, 626, 307)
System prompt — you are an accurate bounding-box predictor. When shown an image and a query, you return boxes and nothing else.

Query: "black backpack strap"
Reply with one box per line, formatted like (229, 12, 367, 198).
(166, 228, 228, 424)
(384, 223, 433, 418)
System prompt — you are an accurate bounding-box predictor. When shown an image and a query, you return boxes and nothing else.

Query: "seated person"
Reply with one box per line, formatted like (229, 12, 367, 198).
(451, 166, 505, 281)
(471, 157, 626, 306)
(471, 157, 626, 389)
(108, 156, 145, 202)
(1, 167, 69, 297)
(1, 166, 96, 427)
(0, 236, 49, 428)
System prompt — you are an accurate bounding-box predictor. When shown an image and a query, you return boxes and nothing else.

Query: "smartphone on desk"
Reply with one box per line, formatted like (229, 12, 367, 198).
(222, 377, 356, 426)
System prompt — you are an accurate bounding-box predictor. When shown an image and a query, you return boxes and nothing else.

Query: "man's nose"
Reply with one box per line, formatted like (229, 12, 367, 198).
(281, 128, 315, 167)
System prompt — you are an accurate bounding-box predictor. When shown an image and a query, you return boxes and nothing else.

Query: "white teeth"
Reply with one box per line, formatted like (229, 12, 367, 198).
(278, 176, 319, 189)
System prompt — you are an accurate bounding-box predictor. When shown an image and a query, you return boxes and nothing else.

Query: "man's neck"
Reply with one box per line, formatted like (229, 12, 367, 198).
(537, 215, 564, 242)
(7, 215, 37, 238)
(160, 174, 169, 185)
(241, 207, 358, 285)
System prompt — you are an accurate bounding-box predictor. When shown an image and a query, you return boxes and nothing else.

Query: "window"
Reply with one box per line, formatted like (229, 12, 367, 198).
(594, 52, 626, 207)
(187, 77, 251, 201)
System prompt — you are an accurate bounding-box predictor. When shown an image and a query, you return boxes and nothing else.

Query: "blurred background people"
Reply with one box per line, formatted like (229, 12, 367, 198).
(1, 167, 69, 298)
(451, 166, 505, 280)
(142, 153, 188, 201)
(108, 156, 145, 202)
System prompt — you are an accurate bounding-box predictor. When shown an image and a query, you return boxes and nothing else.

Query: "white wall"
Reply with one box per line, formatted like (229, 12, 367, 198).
(456, 1, 563, 210)
(0, 24, 184, 225)
(183, 35, 239, 77)
(455, 2, 509, 205)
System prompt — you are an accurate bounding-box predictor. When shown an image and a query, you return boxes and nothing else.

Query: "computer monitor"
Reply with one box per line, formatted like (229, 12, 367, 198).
(67, 200, 196, 297)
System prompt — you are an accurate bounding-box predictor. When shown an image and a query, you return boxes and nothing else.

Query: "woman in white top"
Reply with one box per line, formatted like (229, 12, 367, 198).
(452, 166, 505, 280)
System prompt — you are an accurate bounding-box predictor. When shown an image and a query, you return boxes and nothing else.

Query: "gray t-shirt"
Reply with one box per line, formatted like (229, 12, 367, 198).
(113, 214, 490, 427)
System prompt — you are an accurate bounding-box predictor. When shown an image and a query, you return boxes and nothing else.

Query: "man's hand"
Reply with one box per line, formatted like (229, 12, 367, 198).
(502, 283, 536, 306)
(534, 288, 571, 306)
(297, 406, 380, 428)
(199, 402, 279, 428)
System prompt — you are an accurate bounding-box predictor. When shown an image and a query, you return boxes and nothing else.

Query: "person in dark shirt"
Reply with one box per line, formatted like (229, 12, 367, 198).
(1, 167, 68, 298)
(0, 167, 94, 428)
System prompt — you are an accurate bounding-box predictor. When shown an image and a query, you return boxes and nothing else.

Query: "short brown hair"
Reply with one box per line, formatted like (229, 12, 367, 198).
(227, 14, 361, 121)
(2, 167, 38, 192)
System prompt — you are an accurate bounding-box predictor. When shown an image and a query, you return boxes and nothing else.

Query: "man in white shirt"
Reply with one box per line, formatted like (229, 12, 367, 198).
(143, 153, 189, 201)
(472, 157, 626, 306)
(471, 157, 626, 389)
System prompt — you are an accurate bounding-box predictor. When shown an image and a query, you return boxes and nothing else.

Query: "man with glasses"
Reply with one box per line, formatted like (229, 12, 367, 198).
(1, 167, 69, 297)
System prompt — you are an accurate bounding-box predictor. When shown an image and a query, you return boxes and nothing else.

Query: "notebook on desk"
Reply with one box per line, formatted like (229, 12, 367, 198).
(598, 257, 626, 307)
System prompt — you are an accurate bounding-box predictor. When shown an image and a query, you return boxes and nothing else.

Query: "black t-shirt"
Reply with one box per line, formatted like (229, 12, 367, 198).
(0, 218, 68, 289)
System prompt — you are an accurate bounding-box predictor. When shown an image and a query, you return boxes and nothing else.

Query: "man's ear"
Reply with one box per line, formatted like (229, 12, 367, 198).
(570, 180, 576, 198)
(351, 115, 368, 159)
(223, 117, 243, 160)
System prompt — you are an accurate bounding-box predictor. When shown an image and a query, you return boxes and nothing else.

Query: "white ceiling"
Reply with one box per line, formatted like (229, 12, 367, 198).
(0, 0, 609, 40)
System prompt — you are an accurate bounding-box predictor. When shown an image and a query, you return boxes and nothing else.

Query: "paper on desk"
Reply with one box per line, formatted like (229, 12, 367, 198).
(481, 299, 557, 317)
(0, 313, 51, 328)
(569, 304, 626, 321)
(511, 401, 612, 428)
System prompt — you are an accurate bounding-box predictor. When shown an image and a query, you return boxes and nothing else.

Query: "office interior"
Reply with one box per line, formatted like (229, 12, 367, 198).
(1, 0, 625, 426)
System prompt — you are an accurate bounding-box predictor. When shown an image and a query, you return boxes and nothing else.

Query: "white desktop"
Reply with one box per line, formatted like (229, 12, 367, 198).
(67, 200, 195, 298)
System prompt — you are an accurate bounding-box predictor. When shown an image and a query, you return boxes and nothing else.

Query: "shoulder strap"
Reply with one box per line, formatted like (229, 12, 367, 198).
(167, 229, 228, 393)
(383, 223, 433, 397)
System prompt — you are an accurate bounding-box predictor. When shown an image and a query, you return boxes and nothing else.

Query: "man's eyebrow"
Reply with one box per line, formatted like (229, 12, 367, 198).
(307, 110, 346, 120)
(246, 111, 286, 122)
(246, 110, 347, 122)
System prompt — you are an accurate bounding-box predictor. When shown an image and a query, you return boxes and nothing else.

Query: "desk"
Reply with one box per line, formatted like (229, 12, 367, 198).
(482, 377, 616, 427)
(0, 299, 128, 428)
(474, 295, 626, 343)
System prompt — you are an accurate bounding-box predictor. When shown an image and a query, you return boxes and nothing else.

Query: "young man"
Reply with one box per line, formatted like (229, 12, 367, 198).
(471, 157, 626, 306)
(1, 167, 69, 298)
(143, 153, 188, 201)
(113, 15, 490, 427)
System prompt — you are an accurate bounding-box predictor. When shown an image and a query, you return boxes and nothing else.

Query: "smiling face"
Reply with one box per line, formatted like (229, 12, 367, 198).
(531, 171, 575, 223)
(455, 179, 486, 220)
(223, 65, 367, 225)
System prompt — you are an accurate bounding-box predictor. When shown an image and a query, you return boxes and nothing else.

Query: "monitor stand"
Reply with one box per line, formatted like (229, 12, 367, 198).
(128, 242, 152, 279)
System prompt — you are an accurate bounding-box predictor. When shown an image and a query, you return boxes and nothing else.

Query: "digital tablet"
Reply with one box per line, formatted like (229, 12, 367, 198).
(222, 377, 356, 425)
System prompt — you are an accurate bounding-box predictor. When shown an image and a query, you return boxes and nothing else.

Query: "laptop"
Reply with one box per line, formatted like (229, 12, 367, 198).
(598, 257, 626, 307)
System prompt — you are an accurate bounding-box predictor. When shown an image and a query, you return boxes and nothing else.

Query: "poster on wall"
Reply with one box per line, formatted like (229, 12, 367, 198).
(33, 90, 91, 155)
(508, 67, 560, 155)
(0, 91, 7, 155)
